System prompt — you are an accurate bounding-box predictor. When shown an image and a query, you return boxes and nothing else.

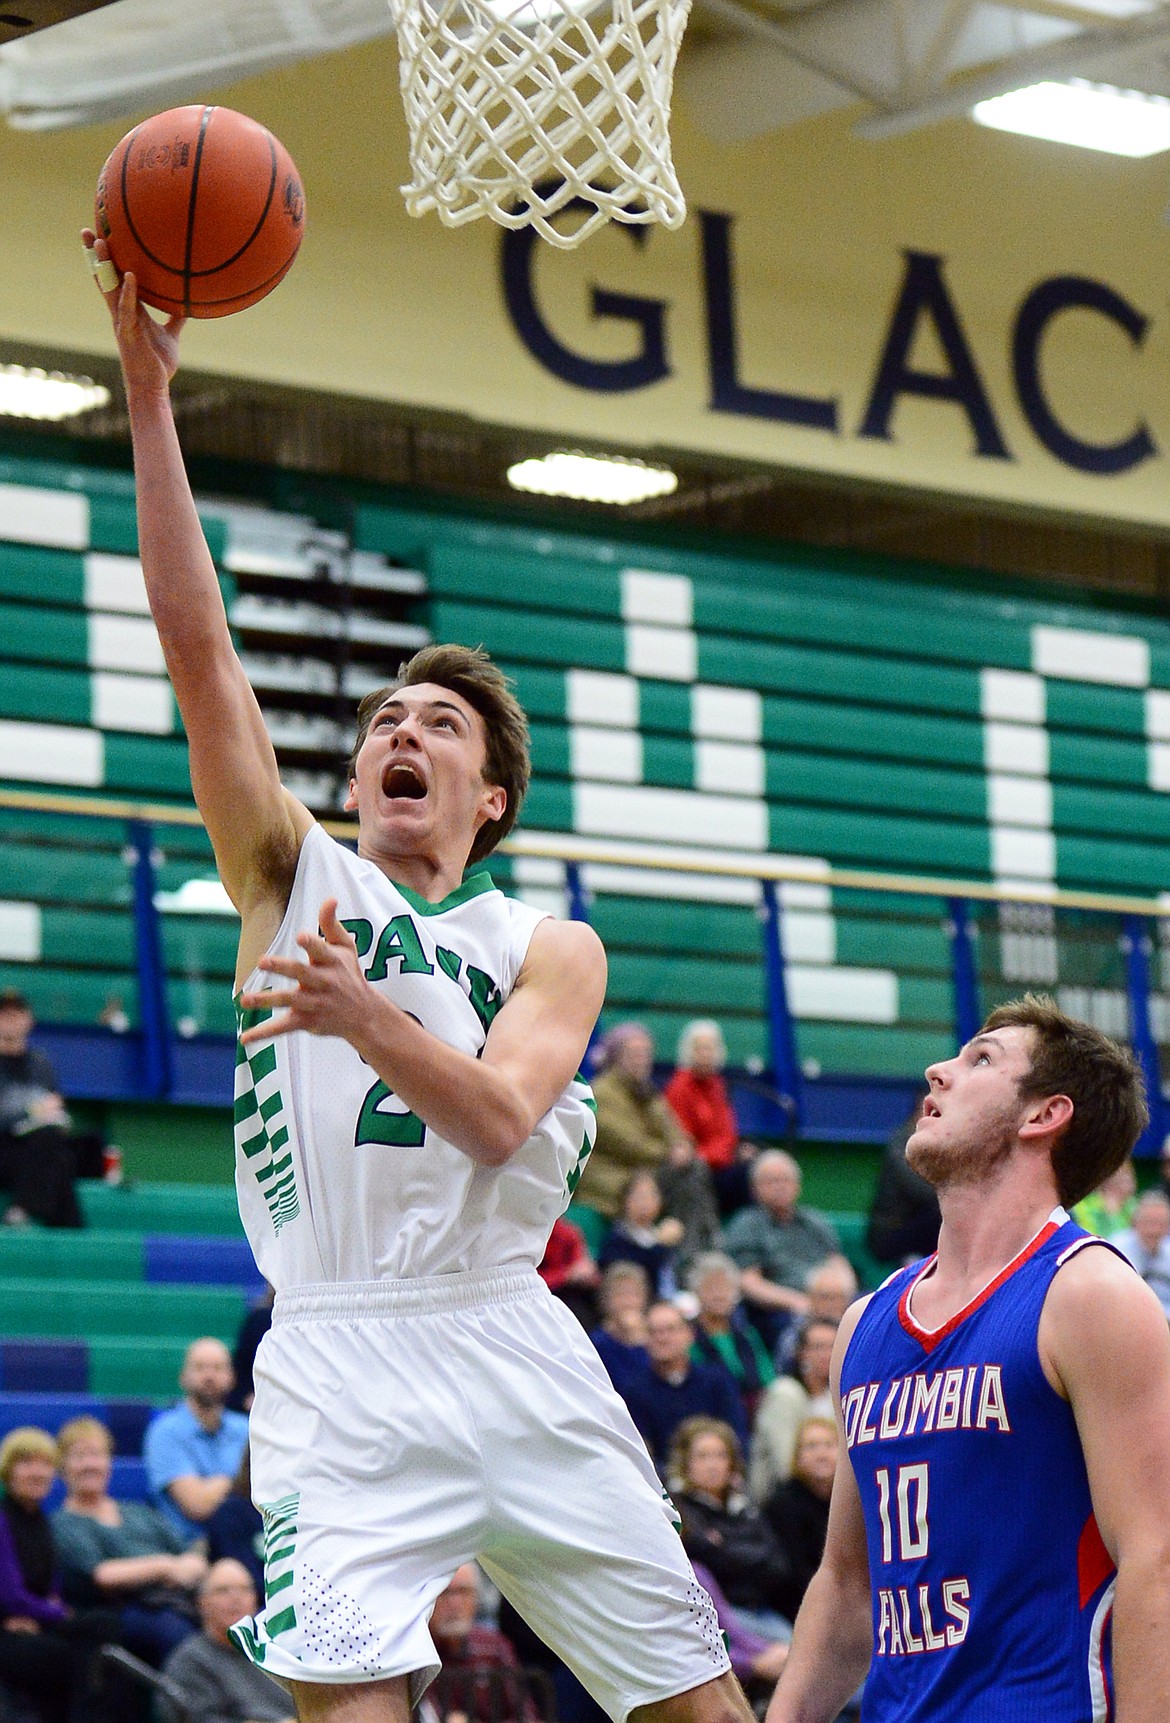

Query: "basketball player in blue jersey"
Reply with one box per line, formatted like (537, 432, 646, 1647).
(84, 235, 752, 1723)
(768, 994, 1170, 1723)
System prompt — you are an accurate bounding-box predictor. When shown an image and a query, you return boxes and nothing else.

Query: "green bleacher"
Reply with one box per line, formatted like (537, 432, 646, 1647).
(0, 455, 1167, 1077)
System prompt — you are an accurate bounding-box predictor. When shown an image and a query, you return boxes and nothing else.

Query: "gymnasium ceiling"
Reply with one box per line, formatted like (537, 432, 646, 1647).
(3, 0, 1170, 142)
(4, 0, 1170, 601)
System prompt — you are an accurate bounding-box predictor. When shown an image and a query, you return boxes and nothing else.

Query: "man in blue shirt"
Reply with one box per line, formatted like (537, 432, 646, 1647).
(623, 1301, 749, 1472)
(144, 1338, 250, 1540)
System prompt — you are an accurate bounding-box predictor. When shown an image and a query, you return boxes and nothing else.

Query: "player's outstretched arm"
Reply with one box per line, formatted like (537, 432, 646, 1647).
(82, 232, 312, 940)
(1042, 1246, 1170, 1723)
(240, 903, 606, 1165)
(766, 1301, 874, 1723)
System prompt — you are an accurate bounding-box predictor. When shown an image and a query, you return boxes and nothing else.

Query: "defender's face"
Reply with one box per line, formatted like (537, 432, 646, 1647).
(908, 1026, 1037, 1190)
(347, 683, 504, 862)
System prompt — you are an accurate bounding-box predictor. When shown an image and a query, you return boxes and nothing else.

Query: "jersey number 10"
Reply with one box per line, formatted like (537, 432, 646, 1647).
(875, 1463, 930, 1563)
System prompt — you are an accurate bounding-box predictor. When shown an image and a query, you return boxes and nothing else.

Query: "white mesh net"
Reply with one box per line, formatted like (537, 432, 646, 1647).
(386, 0, 693, 249)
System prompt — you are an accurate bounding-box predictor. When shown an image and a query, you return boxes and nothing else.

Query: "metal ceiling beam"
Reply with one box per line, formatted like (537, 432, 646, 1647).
(856, 0, 1170, 133)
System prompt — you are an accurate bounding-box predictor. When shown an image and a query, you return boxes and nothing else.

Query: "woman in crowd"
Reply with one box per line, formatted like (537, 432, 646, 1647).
(0, 1426, 119, 1723)
(664, 1021, 753, 1214)
(53, 1416, 204, 1668)
(668, 1417, 798, 1640)
(761, 1416, 838, 1615)
(747, 1315, 836, 1505)
(597, 1170, 681, 1299)
(588, 1261, 651, 1397)
(688, 1252, 775, 1424)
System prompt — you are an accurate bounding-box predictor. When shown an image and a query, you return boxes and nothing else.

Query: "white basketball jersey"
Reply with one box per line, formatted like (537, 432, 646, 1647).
(234, 823, 597, 1288)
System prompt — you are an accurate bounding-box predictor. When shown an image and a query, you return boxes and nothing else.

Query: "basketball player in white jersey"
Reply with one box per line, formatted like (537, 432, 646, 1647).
(85, 236, 750, 1723)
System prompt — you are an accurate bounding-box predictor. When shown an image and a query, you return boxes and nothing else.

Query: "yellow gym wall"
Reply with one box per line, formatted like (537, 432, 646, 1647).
(2, 34, 1169, 524)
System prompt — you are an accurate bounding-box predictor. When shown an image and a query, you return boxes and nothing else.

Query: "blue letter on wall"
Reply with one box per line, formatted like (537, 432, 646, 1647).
(1012, 275, 1156, 475)
(501, 193, 669, 392)
(859, 250, 1011, 459)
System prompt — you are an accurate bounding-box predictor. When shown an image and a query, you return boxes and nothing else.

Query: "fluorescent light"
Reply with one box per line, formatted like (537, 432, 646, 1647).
(0, 365, 110, 421)
(507, 451, 678, 505)
(973, 80, 1170, 157)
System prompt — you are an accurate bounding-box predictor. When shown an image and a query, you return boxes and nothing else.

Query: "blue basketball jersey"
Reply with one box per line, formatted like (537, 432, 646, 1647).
(840, 1210, 1119, 1722)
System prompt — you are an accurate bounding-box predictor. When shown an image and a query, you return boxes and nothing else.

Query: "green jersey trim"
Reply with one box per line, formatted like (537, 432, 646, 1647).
(391, 872, 497, 917)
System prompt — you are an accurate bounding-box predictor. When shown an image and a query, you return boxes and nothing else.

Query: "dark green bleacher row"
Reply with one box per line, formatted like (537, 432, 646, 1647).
(353, 503, 1170, 1074)
(2, 451, 1168, 1074)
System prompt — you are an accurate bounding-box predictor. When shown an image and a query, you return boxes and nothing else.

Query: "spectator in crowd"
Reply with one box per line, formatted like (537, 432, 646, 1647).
(572, 1024, 680, 1222)
(761, 1416, 838, 1616)
(748, 1317, 837, 1505)
(53, 1417, 204, 1668)
(687, 1561, 788, 1702)
(0, 991, 99, 1229)
(227, 1284, 273, 1413)
(688, 1252, 775, 1424)
(1115, 1189, 1170, 1319)
(538, 1214, 601, 1330)
(622, 1302, 748, 1470)
(204, 1450, 264, 1599)
(664, 1022, 751, 1214)
(143, 1339, 249, 1541)
(597, 1171, 682, 1299)
(721, 1151, 841, 1347)
(668, 1418, 797, 1640)
(774, 1257, 858, 1373)
(1073, 1158, 1138, 1240)
(160, 1560, 293, 1723)
(0, 1426, 120, 1723)
(428, 1564, 535, 1723)
(865, 1105, 940, 1267)
(656, 1138, 721, 1281)
(588, 1262, 651, 1397)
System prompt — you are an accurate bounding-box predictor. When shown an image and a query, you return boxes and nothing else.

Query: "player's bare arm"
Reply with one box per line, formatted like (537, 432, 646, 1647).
(1041, 1245, 1170, 1723)
(240, 901, 606, 1166)
(738, 1268, 810, 1317)
(82, 230, 313, 957)
(766, 1299, 874, 1723)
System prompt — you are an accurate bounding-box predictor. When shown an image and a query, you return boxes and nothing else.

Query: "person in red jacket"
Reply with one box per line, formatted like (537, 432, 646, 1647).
(537, 1215, 600, 1329)
(665, 1022, 750, 1216)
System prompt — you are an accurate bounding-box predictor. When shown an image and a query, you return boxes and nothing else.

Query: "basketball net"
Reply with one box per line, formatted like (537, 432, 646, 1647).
(386, 0, 693, 249)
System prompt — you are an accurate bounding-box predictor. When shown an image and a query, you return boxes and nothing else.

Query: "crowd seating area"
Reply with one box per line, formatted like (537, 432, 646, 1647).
(1, 452, 1168, 1082)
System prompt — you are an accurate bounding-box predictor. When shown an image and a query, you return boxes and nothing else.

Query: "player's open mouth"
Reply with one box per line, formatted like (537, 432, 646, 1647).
(922, 1098, 941, 1118)
(382, 763, 427, 800)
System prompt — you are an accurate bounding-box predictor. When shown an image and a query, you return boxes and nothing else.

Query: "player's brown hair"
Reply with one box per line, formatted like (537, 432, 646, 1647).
(982, 993, 1148, 1208)
(348, 643, 530, 866)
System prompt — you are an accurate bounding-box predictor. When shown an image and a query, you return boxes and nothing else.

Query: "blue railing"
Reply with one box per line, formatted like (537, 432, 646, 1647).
(10, 792, 1169, 1152)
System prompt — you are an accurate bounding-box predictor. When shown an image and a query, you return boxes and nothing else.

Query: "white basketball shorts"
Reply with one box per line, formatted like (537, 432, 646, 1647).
(232, 1265, 730, 1720)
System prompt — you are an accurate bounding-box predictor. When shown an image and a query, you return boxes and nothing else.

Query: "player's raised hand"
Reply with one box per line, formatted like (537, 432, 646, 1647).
(239, 898, 370, 1047)
(81, 228, 185, 395)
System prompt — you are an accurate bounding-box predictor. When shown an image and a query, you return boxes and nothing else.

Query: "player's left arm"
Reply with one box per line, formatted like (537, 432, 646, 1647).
(1041, 1244, 1170, 1723)
(239, 900, 606, 1166)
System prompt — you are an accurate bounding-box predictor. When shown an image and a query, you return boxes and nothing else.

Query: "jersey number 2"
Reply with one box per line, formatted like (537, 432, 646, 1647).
(355, 1079, 426, 1148)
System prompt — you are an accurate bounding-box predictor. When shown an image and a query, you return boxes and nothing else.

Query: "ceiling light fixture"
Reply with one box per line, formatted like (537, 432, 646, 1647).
(0, 364, 111, 420)
(972, 80, 1170, 157)
(507, 450, 678, 505)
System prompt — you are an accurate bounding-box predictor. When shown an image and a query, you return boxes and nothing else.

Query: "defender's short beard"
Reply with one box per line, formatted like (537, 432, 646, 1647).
(906, 1115, 1016, 1192)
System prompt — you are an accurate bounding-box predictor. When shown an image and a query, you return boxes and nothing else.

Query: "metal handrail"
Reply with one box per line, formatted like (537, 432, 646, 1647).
(0, 782, 1165, 917)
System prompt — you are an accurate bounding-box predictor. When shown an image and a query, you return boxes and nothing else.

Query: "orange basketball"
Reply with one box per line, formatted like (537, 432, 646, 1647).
(95, 106, 305, 319)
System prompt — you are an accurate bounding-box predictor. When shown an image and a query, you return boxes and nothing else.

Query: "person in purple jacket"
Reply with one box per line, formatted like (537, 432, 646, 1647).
(0, 1427, 120, 1723)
